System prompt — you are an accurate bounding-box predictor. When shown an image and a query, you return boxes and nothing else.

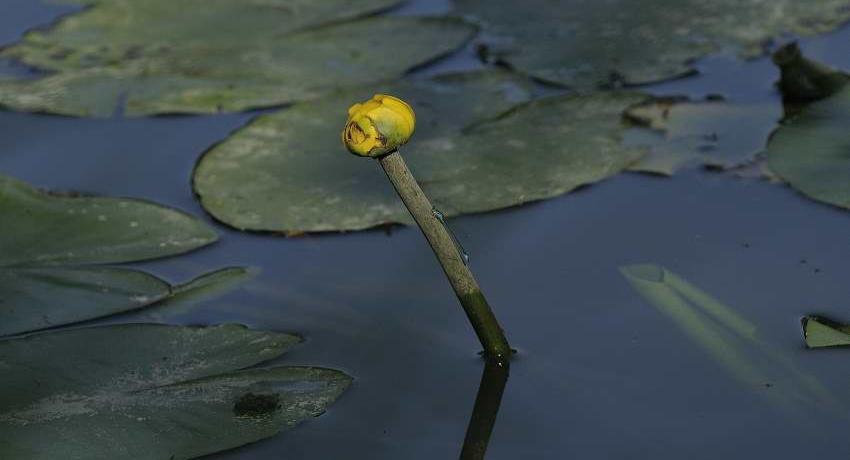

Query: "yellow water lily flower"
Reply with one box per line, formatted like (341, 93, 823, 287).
(342, 94, 416, 157)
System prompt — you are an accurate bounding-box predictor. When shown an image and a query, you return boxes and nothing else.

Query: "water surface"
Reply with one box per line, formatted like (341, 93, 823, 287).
(3, 1, 850, 458)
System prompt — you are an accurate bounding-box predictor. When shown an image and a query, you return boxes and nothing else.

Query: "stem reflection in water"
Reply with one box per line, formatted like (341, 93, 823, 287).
(459, 360, 509, 460)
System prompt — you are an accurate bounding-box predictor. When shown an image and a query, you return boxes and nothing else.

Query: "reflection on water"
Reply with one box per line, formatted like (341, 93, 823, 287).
(459, 360, 509, 460)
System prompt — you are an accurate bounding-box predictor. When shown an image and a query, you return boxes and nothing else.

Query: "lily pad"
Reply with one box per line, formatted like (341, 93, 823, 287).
(625, 99, 781, 175)
(194, 71, 650, 233)
(801, 316, 850, 348)
(0, 323, 352, 459)
(0, 267, 169, 336)
(1, 174, 216, 266)
(0, 0, 475, 116)
(454, 0, 850, 89)
(0, 266, 255, 336)
(766, 85, 850, 210)
(0, 174, 219, 335)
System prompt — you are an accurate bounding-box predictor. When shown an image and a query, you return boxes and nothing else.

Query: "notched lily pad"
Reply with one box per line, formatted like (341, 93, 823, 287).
(0, 174, 221, 335)
(0, 0, 475, 116)
(0, 323, 352, 459)
(455, 0, 850, 89)
(801, 316, 850, 348)
(193, 71, 650, 233)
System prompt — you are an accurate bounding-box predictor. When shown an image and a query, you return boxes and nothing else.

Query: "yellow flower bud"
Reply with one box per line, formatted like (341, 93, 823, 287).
(342, 94, 416, 158)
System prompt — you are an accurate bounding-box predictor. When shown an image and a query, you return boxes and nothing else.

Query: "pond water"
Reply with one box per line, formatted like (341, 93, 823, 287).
(3, 0, 850, 458)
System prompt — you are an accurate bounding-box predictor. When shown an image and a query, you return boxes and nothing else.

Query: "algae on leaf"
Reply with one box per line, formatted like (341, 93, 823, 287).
(0, 174, 222, 336)
(454, 0, 850, 89)
(193, 71, 650, 233)
(0, 323, 351, 460)
(0, 0, 475, 116)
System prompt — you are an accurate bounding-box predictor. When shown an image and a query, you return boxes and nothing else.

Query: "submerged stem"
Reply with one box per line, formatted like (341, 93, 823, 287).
(378, 150, 512, 365)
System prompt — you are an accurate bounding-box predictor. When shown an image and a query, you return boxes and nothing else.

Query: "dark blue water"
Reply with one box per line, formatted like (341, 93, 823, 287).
(4, 1, 850, 458)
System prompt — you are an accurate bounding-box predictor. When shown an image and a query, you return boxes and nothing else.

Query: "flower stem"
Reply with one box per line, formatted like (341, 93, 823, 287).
(378, 150, 512, 366)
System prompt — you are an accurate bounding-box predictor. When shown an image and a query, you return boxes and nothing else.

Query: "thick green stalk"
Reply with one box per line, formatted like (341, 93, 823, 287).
(378, 150, 512, 365)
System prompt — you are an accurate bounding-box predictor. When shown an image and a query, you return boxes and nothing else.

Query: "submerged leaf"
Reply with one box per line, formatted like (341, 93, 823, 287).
(455, 0, 850, 89)
(621, 264, 836, 410)
(801, 316, 850, 348)
(625, 99, 781, 175)
(194, 71, 649, 233)
(0, 324, 351, 459)
(0, 0, 474, 116)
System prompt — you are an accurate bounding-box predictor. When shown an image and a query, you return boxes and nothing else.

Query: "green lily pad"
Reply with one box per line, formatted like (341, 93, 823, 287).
(454, 0, 850, 89)
(1, 174, 216, 266)
(0, 267, 169, 336)
(0, 0, 475, 116)
(194, 71, 649, 233)
(766, 85, 850, 209)
(0, 174, 220, 335)
(0, 266, 255, 336)
(625, 99, 781, 175)
(0, 323, 352, 459)
(801, 316, 850, 348)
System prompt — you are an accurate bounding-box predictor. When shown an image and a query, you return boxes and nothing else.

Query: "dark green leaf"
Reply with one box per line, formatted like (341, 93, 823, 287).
(766, 86, 850, 209)
(0, 267, 170, 336)
(194, 72, 649, 233)
(0, 174, 217, 267)
(0, 1, 474, 116)
(0, 324, 351, 460)
(455, 0, 850, 89)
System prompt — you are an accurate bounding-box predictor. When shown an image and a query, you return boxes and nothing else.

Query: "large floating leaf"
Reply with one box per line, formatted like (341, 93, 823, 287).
(454, 0, 850, 89)
(801, 316, 850, 348)
(0, 174, 219, 335)
(194, 71, 649, 233)
(1, 175, 216, 266)
(625, 99, 781, 175)
(0, 267, 169, 336)
(0, 323, 351, 459)
(766, 85, 850, 209)
(0, 0, 474, 116)
(621, 264, 836, 410)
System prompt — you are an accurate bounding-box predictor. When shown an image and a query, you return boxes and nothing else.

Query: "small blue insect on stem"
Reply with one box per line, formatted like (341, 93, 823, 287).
(432, 206, 470, 266)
